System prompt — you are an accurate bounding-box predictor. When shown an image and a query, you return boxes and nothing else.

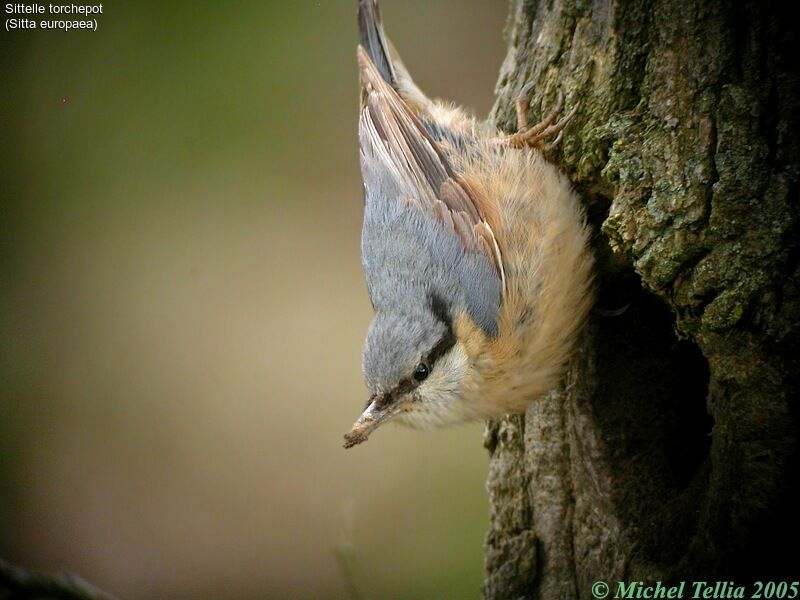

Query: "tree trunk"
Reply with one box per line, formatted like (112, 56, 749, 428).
(482, 0, 799, 598)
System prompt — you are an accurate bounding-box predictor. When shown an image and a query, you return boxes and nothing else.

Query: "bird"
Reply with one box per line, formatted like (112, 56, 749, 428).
(344, 0, 594, 448)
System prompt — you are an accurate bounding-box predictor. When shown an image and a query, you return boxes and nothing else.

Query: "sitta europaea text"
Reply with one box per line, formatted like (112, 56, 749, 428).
(344, 0, 594, 448)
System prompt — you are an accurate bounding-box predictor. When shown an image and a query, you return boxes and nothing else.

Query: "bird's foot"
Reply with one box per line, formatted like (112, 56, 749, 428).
(503, 84, 579, 150)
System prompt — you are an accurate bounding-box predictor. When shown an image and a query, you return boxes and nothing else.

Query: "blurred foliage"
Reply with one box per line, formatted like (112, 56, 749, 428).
(0, 1, 506, 598)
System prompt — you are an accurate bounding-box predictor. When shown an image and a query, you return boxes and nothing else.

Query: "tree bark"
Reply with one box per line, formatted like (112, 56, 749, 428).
(483, 0, 800, 598)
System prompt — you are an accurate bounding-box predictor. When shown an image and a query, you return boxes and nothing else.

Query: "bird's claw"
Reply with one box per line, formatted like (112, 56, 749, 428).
(504, 85, 579, 150)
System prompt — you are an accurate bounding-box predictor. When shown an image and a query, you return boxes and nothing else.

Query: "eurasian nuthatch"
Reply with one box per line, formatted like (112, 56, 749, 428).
(344, 0, 594, 448)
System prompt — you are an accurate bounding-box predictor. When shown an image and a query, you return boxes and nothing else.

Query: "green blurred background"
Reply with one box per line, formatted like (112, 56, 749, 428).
(0, 2, 507, 598)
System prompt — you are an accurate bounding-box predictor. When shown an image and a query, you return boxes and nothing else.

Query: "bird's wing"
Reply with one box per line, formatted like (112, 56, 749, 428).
(357, 47, 505, 293)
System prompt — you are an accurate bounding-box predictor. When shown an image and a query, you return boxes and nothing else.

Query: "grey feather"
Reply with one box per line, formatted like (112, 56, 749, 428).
(356, 46, 502, 394)
(359, 150, 501, 392)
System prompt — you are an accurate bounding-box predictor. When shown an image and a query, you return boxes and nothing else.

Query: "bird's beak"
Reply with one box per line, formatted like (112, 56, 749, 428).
(343, 394, 404, 449)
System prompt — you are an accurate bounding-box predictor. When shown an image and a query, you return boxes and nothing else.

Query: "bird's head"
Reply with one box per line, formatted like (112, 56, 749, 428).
(343, 294, 476, 448)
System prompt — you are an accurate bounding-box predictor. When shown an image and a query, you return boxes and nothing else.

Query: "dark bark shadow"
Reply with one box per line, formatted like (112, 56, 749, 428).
(587, 269, 714, 567)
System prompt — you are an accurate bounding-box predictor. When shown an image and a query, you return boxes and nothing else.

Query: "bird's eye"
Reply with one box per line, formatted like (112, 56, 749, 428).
(414, 362, 430, 381)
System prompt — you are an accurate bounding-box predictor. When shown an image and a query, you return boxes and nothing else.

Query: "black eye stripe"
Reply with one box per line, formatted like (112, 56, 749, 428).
(395, 377, 416, 395)
(383, 293, 457, 401)
(428, 293, 452, 331)
(426, 330, 455, 368)
(425, 292, 456, 370)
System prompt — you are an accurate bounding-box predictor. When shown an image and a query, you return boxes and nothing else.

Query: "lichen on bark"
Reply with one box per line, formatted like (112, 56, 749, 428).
(483, 0, 799, 597)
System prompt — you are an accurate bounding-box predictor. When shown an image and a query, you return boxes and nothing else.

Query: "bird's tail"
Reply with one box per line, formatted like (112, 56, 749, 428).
(358, 0, 397, 89)
(357, 0, 431, 114)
